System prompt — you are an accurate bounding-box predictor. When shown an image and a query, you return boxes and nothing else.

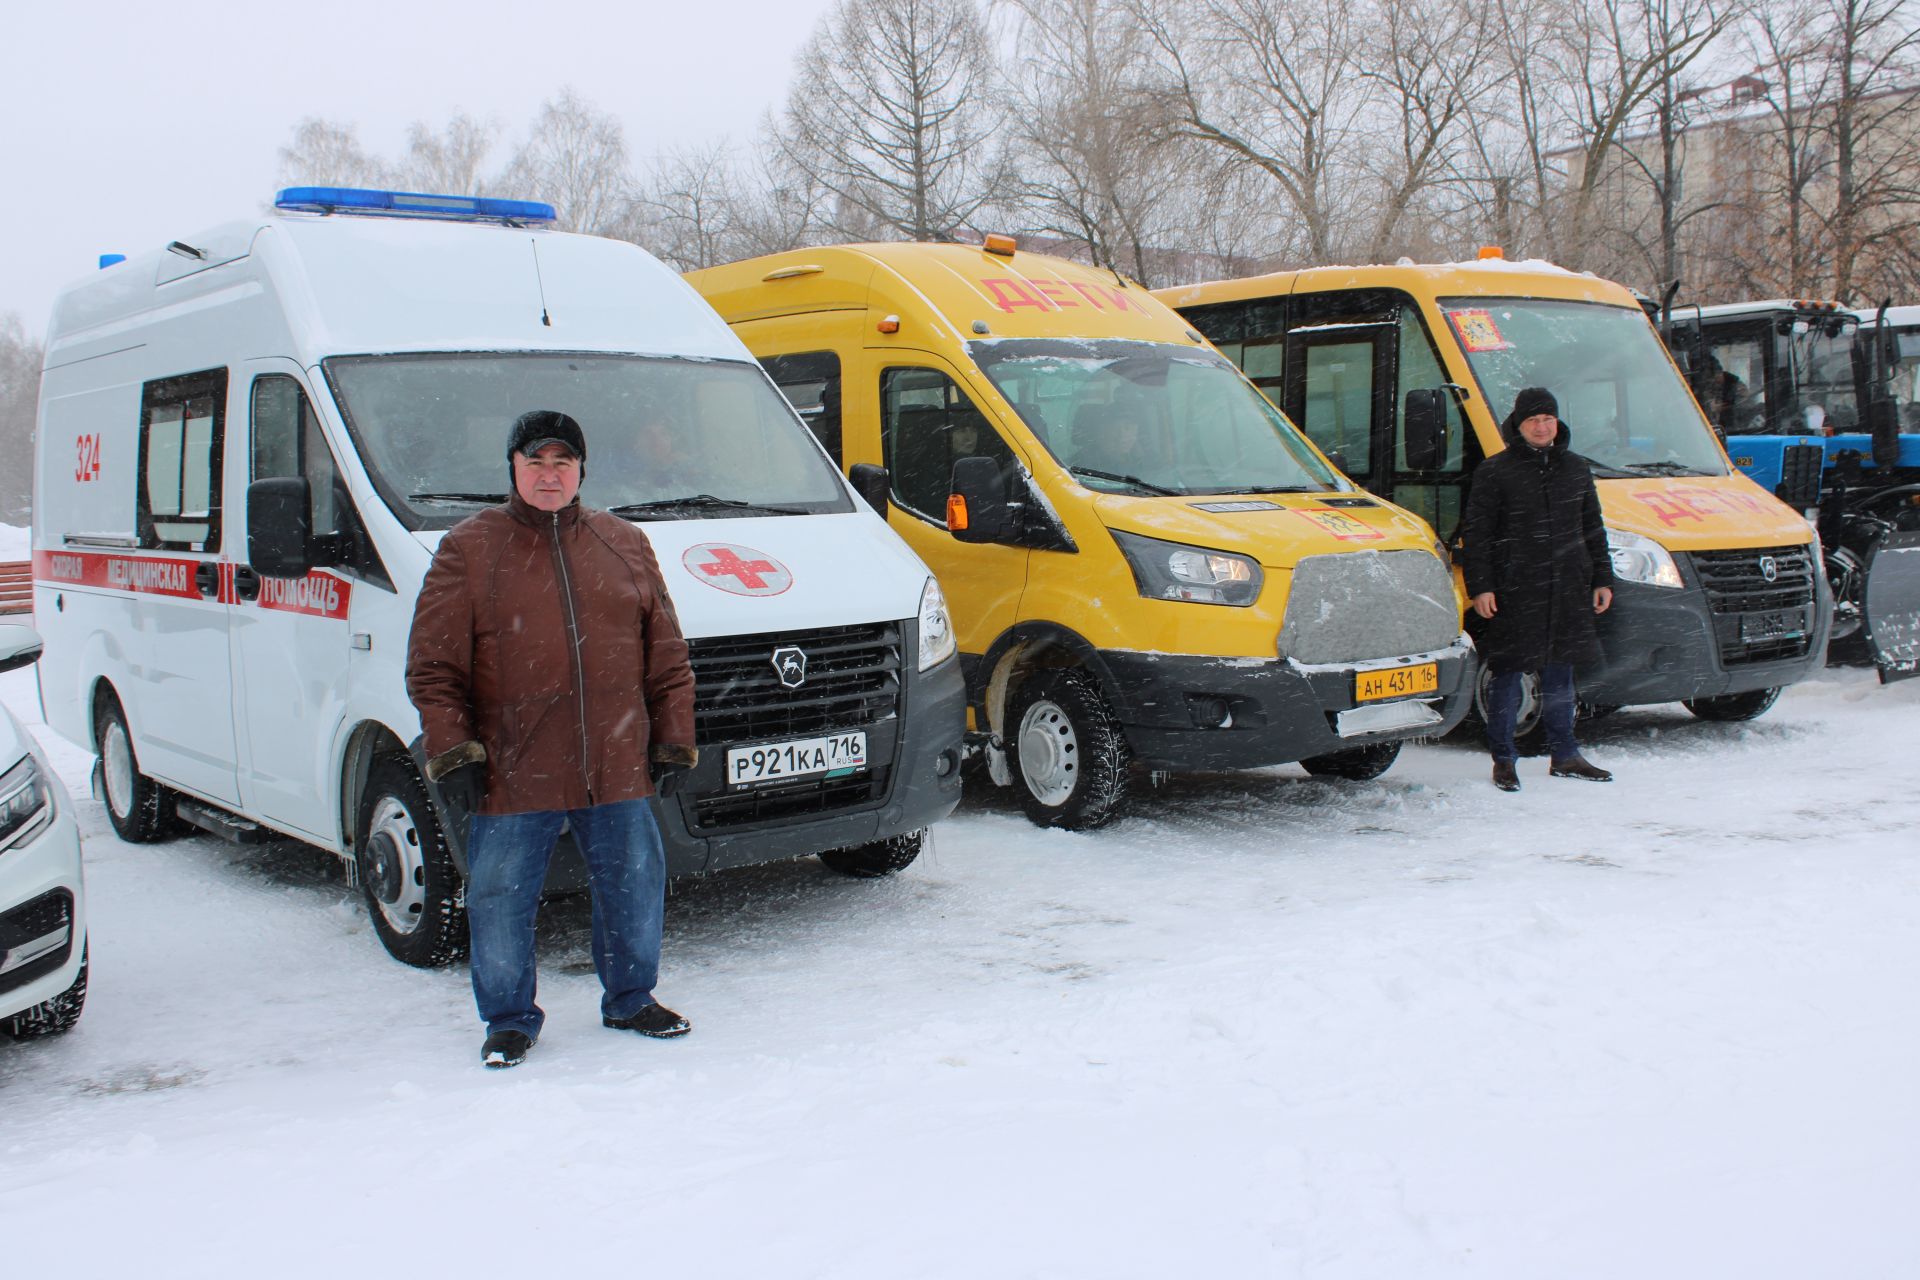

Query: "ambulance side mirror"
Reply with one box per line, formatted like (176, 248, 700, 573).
(1404, 388, 1449, 472)
(848, 462, 890, 516)
(248, 477, 315, 579)
(948, 456, 1011, 544)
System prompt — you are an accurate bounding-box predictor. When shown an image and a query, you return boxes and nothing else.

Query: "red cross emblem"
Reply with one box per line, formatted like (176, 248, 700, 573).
(682, 542, 793, 596)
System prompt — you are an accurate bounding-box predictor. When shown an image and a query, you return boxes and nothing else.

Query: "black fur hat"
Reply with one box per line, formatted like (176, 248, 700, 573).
(507, 409, 586, 477)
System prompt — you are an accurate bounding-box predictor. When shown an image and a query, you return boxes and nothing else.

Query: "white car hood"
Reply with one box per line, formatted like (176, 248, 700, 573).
(416, 510, 931, 639)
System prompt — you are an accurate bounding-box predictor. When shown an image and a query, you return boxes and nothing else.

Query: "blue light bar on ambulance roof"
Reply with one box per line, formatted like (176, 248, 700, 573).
(273, 186, 557, 226)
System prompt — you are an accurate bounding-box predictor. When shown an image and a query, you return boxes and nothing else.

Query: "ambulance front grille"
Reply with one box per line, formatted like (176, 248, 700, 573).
(689, 767, 891, 831)
(687, 621, 902, 746)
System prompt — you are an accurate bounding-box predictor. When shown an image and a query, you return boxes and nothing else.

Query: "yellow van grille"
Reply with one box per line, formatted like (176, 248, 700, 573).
(1280, 551, 1461, 664)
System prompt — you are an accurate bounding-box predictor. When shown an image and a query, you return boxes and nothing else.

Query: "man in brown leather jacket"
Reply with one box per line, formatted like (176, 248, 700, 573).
(406, 410, 698, 1068)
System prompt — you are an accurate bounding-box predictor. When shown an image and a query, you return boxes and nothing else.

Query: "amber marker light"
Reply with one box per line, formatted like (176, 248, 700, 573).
(877, 314, 901, 334)
(946, 494, 970, 532)
(983, 233, 1017, 256)
(1477, 245, 1505, 260)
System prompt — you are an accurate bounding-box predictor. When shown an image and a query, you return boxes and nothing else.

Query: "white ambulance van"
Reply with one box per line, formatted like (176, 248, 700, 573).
(30, 187, 966, 967)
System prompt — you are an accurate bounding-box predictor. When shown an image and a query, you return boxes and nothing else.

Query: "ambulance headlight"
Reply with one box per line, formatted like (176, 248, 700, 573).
(0, 754, 54, 855)
(917, 577, 957, 671)
(1606, 527, 1683, 589)
(1112, 530, 1263, 606)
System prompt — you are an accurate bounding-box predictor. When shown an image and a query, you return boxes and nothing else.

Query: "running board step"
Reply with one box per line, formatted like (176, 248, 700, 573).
(174, 798, 272, 844)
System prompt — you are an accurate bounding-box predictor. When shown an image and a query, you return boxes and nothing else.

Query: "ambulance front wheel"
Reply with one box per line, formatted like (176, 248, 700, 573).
(819, 829, 924, 877)
(1007, 669, 1131, 830)
(95, 695, 176, 844)
(357, 757, 467, 969)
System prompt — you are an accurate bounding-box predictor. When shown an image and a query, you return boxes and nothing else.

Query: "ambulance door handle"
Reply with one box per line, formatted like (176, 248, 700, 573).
(234, 565, 261, 601)
(195, 562, 220, 599)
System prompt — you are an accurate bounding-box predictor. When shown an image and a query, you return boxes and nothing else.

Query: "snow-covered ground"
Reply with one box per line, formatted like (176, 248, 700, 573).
(2, 658, 1916, 1278)
(0, 521, 28, 559)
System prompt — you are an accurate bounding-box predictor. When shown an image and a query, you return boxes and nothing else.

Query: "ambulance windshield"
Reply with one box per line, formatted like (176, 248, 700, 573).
(1439, 298, 1729, 476)
(325, 353, 853, 529)
(969, 339, 1341, 496)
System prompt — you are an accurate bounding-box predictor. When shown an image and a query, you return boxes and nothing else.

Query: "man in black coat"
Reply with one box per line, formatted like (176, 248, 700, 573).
(1461, 387, 1616, 791)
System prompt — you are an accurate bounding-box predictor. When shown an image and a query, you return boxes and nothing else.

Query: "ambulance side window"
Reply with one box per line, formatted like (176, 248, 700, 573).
(251, 376, 344, 536)
(137, 368, 228, 552)
(881, 367, 1019, 523)
(761, 351, 842, 467)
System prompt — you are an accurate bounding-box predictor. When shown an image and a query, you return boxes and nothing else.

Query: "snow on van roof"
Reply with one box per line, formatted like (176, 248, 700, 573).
(48, 211, 746, 367)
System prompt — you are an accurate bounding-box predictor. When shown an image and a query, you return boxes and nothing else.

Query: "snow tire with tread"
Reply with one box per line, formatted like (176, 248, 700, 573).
(356, 756, 466, 969)
(3, 945, 88, 1039)
(1007, 668, 1131, 830)
(95, 695, 177, 844)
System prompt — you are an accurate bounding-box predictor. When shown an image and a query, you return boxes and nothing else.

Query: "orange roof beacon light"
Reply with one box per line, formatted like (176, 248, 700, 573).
(983, 233, 1017, 257)
(877, 314, 901, 334)
(945, 493, 970, 532)
(1477, 245, 1505, 260)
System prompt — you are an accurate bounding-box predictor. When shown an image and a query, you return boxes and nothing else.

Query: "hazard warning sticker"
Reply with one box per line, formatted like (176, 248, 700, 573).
(1447, 308, 1512, 353)
(1294, 508, 1387, 541)
(682, 543, 794, 596)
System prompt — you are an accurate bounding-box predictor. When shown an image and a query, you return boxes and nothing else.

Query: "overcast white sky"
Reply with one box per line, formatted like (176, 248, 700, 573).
(2, 0, 840, 332)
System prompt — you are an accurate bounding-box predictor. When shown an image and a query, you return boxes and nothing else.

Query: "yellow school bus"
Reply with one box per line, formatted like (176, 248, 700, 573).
(688, 241, 1476, 829)
(1157, 257, 1831, 729)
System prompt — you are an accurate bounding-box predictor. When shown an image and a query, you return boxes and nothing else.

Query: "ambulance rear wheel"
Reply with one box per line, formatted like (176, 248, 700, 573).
(357, 757, 466, 969)
(1683, 686, 1782, 722)
(1007, 669, 1130, 830)
(95, 697, 174, 844)
(1300, 741, 1401, 780)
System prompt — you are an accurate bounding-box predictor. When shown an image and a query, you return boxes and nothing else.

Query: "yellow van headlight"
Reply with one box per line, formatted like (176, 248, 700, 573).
(1111, 530, 1263, 606)
(917, 577, 957, 671)
(1605, 527, 1684, 588)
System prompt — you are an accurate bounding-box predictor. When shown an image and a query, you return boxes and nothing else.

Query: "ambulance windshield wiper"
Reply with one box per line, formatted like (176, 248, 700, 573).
(1066, 466, 1180, 496)
(608, 494, 810, 519)
(1235, 484, 1321, 494)
(1621, 460, 1712, 476)
(411, 491, 507, 506)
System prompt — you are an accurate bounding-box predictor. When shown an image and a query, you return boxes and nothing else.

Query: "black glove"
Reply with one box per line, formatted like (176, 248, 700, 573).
(649, 759, 693, 799)
(437, 760, 486, 818)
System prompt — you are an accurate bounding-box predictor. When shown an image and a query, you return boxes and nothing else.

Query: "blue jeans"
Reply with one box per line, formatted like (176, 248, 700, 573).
(464, 799, 667, 1037)
(1486, 662, 1579, 764)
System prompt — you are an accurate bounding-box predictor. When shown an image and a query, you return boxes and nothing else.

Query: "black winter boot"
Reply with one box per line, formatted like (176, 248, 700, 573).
(604, 1003, 692, 1038)
(1550, 756, 1613, 782)
(482, 1029, 534, 1069)
(1492, 760, 1521, 792)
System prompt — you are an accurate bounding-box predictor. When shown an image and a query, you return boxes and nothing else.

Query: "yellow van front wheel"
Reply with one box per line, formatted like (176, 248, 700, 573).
(1008, 670, 1131, 830)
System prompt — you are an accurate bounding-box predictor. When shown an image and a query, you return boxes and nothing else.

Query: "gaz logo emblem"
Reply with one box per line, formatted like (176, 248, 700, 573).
(75, 434, 101, 482)
(771, 645, 808, 688)
(683, 543, 794, 596)
(1759, 555, 1778, 583)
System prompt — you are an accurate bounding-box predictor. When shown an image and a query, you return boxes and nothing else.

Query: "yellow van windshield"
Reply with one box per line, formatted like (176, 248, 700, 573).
(1439, 298, 1727, 476)
(969, 338, 1339, 496)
